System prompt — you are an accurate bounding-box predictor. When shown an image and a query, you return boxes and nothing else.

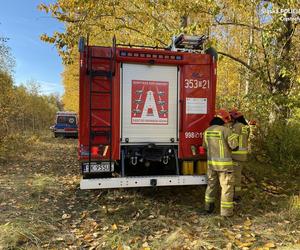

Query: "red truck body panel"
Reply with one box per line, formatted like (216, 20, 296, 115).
(79, 46, 216, 162)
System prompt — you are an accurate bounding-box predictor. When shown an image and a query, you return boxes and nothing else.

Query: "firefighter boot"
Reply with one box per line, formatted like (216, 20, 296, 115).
(200, 203, 215, 215)
(233, 194, 242, 203)
(206, 202, 215, 213)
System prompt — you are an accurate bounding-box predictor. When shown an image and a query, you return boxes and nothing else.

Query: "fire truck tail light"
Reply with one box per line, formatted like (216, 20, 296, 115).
(198, 146, 206, 155)
(91, 146, 99, 156)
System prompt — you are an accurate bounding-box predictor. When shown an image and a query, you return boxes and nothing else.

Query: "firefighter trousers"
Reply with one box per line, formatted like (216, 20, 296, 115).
(205, 167, 234, 216)
(233, 162, 242, 196)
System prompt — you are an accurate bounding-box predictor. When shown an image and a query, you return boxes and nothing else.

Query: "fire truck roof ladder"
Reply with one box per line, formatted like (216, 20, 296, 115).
(87, 36, 116, 171)
(169, 34, 208, 52)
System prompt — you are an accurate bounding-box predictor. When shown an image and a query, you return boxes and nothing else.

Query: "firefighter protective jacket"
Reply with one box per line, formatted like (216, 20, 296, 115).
(232, 122, 250, 161)
(203, 125, 239, 172)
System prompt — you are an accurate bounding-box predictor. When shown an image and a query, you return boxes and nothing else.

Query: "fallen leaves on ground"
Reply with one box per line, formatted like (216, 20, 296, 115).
(62, 213, 72, 219)
(0, 134, 299, 249)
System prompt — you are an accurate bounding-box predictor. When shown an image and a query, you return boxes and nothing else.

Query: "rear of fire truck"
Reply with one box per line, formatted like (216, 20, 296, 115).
(78, 35, 217, 189)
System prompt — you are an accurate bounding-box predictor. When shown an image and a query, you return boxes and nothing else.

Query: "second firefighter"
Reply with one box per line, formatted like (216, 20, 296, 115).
(202, 109, 239, 217)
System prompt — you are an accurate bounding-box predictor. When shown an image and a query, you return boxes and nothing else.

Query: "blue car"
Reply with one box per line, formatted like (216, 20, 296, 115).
(51, 112, 78, 138)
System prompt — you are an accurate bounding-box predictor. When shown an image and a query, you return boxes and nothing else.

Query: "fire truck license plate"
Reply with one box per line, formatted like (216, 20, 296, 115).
(84, 162, 114, 173)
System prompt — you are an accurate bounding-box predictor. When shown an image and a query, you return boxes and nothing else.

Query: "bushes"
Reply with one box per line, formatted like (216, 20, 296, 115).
(0, 71, 61, 160)
(217, 81, 300, 173)
(262, 122, 300, 172)
(0, 133, 42, 161)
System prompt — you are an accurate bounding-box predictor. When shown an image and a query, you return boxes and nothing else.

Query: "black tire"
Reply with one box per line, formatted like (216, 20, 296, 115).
(54, 133, 58, 138)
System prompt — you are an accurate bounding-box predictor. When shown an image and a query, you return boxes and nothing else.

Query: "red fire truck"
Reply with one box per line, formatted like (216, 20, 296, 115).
(78, 35, 217, 189)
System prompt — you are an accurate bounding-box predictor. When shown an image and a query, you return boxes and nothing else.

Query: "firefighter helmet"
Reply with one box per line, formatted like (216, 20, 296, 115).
(249, 119, 256, 125)
(215, 109, 231, 123)
(229, 108, 243, 119)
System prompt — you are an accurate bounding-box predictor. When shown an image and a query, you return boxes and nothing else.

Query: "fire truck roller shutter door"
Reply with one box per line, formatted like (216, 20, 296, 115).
(121, 63, 178, 143)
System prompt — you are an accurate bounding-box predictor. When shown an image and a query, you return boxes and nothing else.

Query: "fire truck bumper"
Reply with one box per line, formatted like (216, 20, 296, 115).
(80, 175, 207, 189)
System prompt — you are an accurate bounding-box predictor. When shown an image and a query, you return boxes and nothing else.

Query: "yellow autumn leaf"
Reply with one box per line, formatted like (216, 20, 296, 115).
(235, 233, 242, 239)
(235, 240, 253, 248)
(245, 237, 256, 242)
(244, 219, 252, 227)
(227, 234, 235, 240)
(142, 242, 149, 248)
(264, 242, 276, 248)
(226, 242, 233, 250)
(62, 213, 71, 219)
(83, 234, 93, 241)
(241, 242, 254, 247)
(81, 210, 88, 219)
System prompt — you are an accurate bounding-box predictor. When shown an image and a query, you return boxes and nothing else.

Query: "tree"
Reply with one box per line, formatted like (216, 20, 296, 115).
(0, 71, 15, 136)
(0, 35, 15, 73)
(39, 0, 300, 122)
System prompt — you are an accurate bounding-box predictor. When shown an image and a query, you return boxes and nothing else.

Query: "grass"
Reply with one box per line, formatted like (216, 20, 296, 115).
(0, 221, 48, 249)
(30, 174, 59, 194)
(0, 132, 299, 249)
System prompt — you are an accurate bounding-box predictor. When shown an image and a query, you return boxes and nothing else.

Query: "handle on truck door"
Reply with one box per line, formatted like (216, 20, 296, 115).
(180, 99, 184, 132)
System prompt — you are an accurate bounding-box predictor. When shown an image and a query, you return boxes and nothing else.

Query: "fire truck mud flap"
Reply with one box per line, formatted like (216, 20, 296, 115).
(80, 175, 207, 189)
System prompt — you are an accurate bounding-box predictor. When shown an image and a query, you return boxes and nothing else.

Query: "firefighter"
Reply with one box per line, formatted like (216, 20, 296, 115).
(229, 109, 250, 201)
(202, 109, 239, 217)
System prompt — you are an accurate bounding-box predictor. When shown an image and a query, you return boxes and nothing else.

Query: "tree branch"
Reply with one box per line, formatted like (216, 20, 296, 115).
(213, 19, 267, 31)
(122, 25, 168, 46)
(260, 33, 273, 87)
(217, 51, 257, 72)
(131, 2, 171, 32)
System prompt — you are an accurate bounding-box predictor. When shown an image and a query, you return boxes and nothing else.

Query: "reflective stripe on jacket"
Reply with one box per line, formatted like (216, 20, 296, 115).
(203, 125, 239, 172)
(232, 122, 250, 161)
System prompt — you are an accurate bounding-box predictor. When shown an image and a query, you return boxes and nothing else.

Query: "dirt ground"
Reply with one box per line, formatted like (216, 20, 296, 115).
(0, 134, 299, 250)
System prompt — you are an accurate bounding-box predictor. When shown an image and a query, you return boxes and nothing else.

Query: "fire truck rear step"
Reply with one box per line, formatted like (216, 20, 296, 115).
(80, 175, 207, 189)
